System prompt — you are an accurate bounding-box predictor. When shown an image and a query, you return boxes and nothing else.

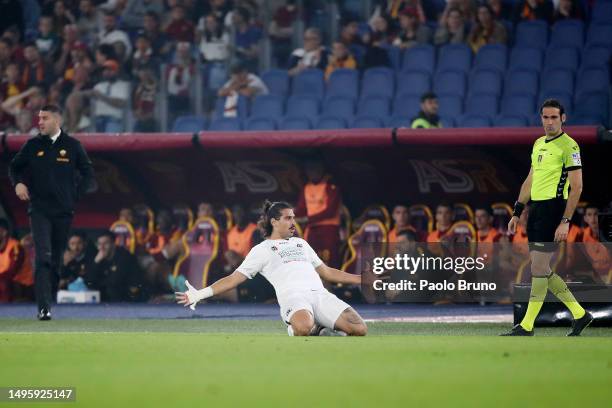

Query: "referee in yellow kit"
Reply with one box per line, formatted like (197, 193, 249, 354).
(502, 99, 593, 336)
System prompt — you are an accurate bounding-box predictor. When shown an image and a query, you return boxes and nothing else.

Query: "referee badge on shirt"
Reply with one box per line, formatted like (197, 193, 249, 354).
(571, 152, 581, 166)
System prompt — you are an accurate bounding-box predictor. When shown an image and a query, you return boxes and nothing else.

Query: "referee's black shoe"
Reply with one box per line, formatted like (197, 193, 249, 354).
(567, 311, 593, 337)
(500, 324, 534, 336)
(38, 308, 52, 321)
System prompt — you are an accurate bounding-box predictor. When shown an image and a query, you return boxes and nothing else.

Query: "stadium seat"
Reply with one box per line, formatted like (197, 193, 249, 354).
(474, 44, 507, 73)
(392, 93, 421, 118)
(539, 69, 574, 95)
(515, 21, 548, 50)
(386, 115, 413, 128)
(504, 68, 539, 97)
(286, 95, 320, 120)
(538, 91, 573, 114)
(586, 24, 612, 49)
(249, 94, 284, 118)
(544, 47, 580, 72)
(458, 114, 491, 128)
(550, 20, 584, 49)
(581, 46, 611, 70)
(437, 44, 472, 73)
(291, 69, 325, 97)
(465, 94, 499, 118)
(494, 115, 529, 127)
(508, 47, 543, 72)
(173, 217, 220, 288)
(350, 116, 384, 128)
(565, 115, 604, 126)
(468, 69, 503, 97)
(316, 116, 347, 129)
(382, 44, 402, 71)
(575, 67, 610, 95)
(574, 91, 609, 124)
(437, 95, 463, 119)
(591, 1, 612, 24)
(500, 94, 536, 117)
(396, 70, 431, 97)
(279, 116, 312, 130)
(214, 96, 248, 119)
(402, 44, 435, 74)
(361, 67, 395, 98)
(326, 69, 359, 98)
(261, 69, 290, 97)
(172, 115, 207, 132)
(244, 116, 277, 130)
(209, 117, 242, 131)
(440, 116, 455, 128)
(433, 70, 466, 97)
(357, 96, 391, 119)
(322, 96, 355, 121)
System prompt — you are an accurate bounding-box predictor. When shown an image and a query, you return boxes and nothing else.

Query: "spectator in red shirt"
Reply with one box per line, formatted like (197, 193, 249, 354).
(165, 5, 195, 43)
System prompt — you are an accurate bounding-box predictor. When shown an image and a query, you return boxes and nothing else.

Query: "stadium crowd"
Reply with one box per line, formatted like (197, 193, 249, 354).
(0, 0, 610, 133)
(0, 160, 609, 304)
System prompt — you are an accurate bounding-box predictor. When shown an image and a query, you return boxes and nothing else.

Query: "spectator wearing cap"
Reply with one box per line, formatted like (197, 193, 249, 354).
(98, 11, 132, 62)
(0, 218, 24, 303)
(164, 5, 195, 43)
(468, 3, 507, 53)
(411, 92, 441, 129)
(21, 42, 53, 89)
(82, 59, 130, 133)
(288, 27, 328, 77)
(392, 6, 432, 49)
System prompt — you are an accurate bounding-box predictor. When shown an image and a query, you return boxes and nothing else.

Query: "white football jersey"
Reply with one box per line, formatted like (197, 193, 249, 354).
(237, 237, 324, 296)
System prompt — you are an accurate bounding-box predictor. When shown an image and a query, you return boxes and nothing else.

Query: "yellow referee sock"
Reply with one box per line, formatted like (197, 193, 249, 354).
(547, 273, 585, 319)
(520, 277, 548, 331)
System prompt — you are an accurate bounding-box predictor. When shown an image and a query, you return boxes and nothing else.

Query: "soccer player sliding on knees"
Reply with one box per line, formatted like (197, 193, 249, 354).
(175, 201, 367, 337)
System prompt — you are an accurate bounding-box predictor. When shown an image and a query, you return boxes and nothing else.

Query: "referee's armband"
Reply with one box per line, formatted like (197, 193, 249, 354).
(513, 201, 525, 218)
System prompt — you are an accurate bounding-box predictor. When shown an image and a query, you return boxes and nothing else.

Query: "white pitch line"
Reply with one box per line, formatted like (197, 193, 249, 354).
(365, 314, 513, 323)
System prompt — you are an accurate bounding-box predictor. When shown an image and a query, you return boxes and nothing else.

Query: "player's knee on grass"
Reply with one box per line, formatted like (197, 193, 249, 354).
(335, 308, 368, 336)
(290, 310, 315, 336)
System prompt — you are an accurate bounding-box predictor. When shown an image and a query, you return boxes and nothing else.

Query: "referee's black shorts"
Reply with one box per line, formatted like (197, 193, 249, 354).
(527, 198, 566, 252)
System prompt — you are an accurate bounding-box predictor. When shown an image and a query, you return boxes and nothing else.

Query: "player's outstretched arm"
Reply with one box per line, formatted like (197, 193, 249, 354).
(175, 271, 247, 310)
(315, 264, 361, 285)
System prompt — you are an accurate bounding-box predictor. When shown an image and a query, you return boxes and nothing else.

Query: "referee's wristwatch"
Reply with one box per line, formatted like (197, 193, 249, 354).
(560, 217, 570, 224)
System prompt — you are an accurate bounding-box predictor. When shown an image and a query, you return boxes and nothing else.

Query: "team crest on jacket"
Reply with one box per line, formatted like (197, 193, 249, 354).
(37, 151, 44, 157)
(59, 149, 67, 156)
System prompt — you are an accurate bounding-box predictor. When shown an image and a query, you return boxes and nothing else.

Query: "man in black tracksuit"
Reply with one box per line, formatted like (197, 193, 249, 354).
(9, 104, 94, 320)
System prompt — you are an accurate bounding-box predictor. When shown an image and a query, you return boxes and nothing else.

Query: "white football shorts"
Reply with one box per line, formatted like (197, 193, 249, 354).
(278, 289, 351, 329)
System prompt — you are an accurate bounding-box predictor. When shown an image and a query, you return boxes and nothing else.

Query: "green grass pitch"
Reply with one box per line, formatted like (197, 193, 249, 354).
(1, 319, 611, 407)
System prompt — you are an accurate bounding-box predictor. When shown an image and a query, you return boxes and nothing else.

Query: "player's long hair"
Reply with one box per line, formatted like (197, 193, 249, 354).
(258, 200, 292, 238)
